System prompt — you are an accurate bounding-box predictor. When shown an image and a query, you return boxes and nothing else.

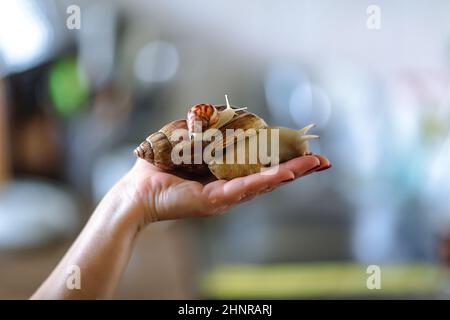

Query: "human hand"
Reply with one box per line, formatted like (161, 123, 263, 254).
(31, 154, 330, 299)
(117, 155, 331, 228)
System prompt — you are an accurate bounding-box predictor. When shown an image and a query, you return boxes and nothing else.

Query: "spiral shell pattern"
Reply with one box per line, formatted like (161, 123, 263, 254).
(187, 104, 219, 135)
(134, 139, 154, 162)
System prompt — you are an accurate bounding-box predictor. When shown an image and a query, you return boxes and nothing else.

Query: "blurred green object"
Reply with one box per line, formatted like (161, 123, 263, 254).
(200, 263, 443, 299)
(49, 57, 89, 116)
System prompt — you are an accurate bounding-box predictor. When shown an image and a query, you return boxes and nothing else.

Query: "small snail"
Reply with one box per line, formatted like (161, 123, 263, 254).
(134, 99, 318, 180)
(187, 97, 247, 140)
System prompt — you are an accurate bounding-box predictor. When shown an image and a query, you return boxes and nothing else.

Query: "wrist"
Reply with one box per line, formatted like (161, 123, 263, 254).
(95, 175, 148, 237)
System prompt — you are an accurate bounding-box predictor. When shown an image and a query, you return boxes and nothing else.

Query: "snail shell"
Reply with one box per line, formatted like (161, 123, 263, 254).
(134, 119, 210, 175)
(187, 104, 219, 139)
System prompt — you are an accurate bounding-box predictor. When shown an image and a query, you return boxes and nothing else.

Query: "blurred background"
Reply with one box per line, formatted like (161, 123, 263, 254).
(1, 0, 450, 299)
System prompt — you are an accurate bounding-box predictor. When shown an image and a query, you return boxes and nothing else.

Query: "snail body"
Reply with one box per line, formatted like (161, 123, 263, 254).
(134, 103, 318, 180)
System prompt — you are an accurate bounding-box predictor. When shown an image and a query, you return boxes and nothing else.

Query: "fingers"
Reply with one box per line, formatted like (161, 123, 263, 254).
(203, 155, 322, 208)
(276, 155, 321, 178)
(235, 155, 329, 202)
(314, 154, 332, 172)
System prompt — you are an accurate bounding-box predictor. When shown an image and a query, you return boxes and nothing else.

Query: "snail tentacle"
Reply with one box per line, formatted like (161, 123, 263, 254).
(298, 123, 316, 135)
(300, 134, 320, 141)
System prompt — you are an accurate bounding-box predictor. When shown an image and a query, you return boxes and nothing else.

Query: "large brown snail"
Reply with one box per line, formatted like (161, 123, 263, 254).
(134, 97, 318, 180)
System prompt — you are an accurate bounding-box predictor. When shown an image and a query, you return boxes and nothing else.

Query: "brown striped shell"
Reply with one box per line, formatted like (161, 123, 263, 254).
(133, 119, 210, 175)
(187, 104, 219, 138)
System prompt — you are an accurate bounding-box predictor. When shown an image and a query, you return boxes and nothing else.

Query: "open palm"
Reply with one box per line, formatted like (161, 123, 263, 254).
(127, 155, 330, 224)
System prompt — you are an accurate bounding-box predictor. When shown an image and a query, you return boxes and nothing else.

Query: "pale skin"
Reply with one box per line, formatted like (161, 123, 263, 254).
(31, 155, 330, 299)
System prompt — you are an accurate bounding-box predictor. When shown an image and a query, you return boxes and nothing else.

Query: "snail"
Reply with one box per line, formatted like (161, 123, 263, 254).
(134, 98, 318, 180)
(187, 96, 247, 140)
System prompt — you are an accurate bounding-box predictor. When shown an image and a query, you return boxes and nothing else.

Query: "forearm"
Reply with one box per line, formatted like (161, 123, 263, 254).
(31, 178, 143, 300)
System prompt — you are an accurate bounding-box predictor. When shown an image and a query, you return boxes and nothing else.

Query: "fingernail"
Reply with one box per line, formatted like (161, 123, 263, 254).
(316, 164, 332, 172)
